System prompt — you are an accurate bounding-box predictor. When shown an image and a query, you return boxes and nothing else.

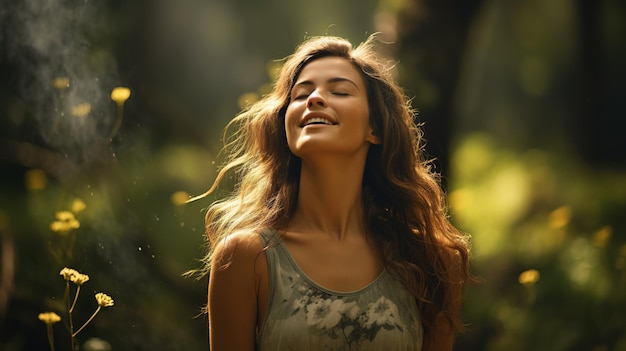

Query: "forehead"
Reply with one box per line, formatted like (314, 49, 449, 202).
(295, 56, 365, 86)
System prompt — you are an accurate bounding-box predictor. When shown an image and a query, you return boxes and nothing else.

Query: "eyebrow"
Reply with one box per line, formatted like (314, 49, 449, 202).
(293, 77, 361, 90)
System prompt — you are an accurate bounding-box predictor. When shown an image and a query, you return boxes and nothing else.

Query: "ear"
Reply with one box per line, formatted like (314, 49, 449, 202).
(366, 128, 381, 145)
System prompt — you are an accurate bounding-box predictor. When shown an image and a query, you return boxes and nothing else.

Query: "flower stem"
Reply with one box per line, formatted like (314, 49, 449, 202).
(46, 324, 55, 351)
(109, 103, 124, 139)
(73, 306, 101, 337)
(69, 308, 76, 350)
(64, 281, 77, 350)
(69, 285, 81, 313)
(64, 281, 70, 314)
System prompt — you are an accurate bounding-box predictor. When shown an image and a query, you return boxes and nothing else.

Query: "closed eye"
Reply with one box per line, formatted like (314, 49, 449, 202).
(290, 88, 312, 101)
(293, 94, 309, 100)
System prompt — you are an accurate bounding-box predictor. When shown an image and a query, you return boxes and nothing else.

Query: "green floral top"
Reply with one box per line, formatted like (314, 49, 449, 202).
(257, 229, 423, 351)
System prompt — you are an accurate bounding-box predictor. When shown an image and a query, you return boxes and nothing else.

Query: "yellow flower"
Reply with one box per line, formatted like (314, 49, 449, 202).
(518, 269, 540, 286)
(60, 267, 79, 281)
(60, 268, 90, 285)
(95, 293, 114, 307)
(38, 312, 61, 325)
(55, 211, 75, 221)
(71, 198, 86, 213)
(71, 273, 90, 285)
(110, 87, 131, 104)
(50, 211, 80, 234)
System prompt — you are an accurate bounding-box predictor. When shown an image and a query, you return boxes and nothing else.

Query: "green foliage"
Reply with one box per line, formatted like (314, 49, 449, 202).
(451, 133, 626, 351)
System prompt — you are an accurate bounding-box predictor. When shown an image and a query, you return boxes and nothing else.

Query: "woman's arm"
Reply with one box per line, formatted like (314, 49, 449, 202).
(208, 234, 262, 350)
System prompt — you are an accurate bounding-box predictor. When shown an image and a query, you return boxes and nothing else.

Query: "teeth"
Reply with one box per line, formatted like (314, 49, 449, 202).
(304, 117, 334, 126)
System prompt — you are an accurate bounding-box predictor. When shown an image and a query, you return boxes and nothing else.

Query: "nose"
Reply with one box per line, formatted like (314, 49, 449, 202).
(306, 90, 326, 108)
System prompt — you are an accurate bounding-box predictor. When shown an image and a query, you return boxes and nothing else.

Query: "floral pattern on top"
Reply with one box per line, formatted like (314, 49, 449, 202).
(285, 273, 407, 348)
(256, 230, 422, 351)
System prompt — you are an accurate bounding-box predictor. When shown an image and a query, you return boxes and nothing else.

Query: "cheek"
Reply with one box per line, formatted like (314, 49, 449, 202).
(284, 105, 298, 142)
(284, 107, 293, 126)
(284, 104, 302, 131)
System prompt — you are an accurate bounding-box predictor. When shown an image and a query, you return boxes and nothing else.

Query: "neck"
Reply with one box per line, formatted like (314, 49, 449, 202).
(289, 155, 367, 240)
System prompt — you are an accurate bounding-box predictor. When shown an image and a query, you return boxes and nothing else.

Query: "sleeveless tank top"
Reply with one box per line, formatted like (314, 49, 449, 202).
(257, 229, 423, 350)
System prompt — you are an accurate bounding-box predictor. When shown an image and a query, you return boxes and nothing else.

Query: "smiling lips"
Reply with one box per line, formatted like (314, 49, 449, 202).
(300, 115, 337, 127)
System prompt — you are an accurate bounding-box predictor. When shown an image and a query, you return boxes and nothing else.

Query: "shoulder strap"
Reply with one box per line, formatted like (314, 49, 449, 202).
(259, 228, 281, 247)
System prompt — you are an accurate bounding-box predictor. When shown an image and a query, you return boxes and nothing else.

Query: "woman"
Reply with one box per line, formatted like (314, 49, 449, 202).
(196, 35, 472, 350)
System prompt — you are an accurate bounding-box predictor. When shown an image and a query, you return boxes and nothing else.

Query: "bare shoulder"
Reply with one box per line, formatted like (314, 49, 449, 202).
(208, 231, 267, 350)
(211, 231, 266, 271)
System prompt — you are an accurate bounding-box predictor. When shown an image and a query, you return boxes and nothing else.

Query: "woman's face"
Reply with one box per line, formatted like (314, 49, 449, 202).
(284, 56, 378, 159)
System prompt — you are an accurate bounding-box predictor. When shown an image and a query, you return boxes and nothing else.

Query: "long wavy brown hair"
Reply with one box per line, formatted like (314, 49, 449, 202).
(195, 35, 472, 344)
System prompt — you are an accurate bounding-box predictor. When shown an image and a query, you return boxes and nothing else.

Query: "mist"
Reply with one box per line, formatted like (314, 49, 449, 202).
(5, 0, 120, 168)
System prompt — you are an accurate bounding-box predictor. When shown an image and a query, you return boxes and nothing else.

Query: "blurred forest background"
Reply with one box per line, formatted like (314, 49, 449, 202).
(1, 0, 625, 350)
